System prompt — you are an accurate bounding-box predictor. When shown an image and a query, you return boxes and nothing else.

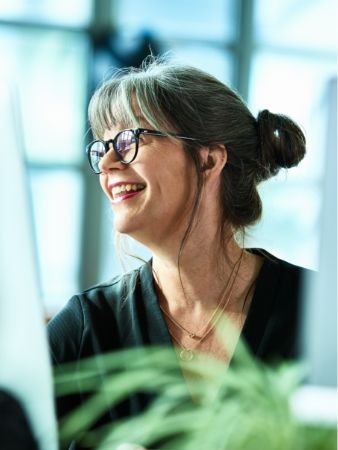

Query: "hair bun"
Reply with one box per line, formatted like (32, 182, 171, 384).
(256, 109, 306, 181)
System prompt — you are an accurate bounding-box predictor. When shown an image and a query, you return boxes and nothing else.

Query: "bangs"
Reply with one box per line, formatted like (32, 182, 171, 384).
(88, 69, 178, 139)
(88, 79, 139, 139)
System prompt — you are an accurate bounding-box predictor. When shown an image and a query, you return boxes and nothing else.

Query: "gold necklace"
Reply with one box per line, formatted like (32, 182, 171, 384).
(159, 254, 239, 339)
(157, 251, 244, 361)
(159, 251, 242, 337)
(168, 262, 240, 361)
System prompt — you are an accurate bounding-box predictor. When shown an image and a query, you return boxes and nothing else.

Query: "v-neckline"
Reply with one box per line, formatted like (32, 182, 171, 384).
(139, 249, 282, 359)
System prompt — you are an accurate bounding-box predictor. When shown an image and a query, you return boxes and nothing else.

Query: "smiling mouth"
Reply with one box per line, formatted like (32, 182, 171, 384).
(112, 183, 145, 201)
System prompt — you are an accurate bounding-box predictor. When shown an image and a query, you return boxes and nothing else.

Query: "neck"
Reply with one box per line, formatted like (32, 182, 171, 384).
(129, 184, 262, 310)
(151, 230, 245, 310)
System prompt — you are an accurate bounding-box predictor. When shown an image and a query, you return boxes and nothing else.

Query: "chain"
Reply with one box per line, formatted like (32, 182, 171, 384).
(156, 250, 244, 361)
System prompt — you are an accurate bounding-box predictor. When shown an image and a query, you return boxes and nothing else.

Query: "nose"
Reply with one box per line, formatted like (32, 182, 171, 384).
(99, 143, 124, 173)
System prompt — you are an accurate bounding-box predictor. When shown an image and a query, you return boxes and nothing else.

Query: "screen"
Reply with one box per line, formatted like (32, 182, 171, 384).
(0, 79, 57, 450)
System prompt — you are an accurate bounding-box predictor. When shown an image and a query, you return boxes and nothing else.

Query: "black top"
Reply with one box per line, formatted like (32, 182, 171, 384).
(48, 249, 310, 448)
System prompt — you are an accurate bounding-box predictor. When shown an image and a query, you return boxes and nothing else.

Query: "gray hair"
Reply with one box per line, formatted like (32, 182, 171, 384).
(88, 56, 306, 237)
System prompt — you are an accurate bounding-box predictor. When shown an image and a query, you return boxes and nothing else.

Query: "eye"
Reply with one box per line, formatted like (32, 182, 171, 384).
(118, 139, 132, 153)
(90, 141, 105, 158)
(116, 131, 136, 155)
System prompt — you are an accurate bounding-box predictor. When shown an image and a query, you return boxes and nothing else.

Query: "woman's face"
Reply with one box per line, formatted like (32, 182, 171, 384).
(99, 124, 198, 247)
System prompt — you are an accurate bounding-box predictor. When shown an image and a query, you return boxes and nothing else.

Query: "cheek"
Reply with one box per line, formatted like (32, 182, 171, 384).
(99, 175, 109, 198)
(164, 165, 198, 208)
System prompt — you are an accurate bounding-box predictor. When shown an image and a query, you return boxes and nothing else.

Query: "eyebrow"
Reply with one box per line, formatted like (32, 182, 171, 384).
(135, 115, 150, 127)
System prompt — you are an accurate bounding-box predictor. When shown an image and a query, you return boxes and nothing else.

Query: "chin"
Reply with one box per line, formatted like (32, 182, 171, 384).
(113, 213, 144, 237)
(113, 221, 136, 236)
(114, 222, 155, 249)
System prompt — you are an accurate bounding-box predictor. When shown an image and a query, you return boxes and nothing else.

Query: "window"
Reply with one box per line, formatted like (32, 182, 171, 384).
(1, 0, 335, 312)
(246, 0, 337, 268)
(0, 5, 90, 314)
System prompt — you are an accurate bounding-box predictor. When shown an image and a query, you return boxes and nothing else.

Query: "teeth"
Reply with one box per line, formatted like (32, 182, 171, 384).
(112, 183, 144, 197)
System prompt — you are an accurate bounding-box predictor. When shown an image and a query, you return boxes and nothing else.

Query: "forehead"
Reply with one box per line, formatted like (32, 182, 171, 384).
(109, 93, 173, 133)
(109, 94, 149, 126)
(103, 117, 152, 141)
(92, 86, 175, 141)
(103, 127, 119, 141)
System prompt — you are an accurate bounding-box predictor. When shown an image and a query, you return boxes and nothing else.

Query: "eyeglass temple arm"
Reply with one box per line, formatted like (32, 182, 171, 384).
(139, 129, 197, 141)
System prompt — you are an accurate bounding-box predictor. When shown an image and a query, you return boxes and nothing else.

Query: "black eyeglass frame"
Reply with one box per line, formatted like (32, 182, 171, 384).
(86, 128, 197, 174)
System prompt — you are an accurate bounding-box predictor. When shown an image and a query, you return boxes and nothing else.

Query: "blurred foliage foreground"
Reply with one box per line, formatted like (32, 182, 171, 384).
(54, 325, 336, 450)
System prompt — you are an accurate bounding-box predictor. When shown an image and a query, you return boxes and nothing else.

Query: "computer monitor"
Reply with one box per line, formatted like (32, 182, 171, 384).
(301, 76, 337, 388)
(0, 79, 57, 450)
(293, 77, 337, 426)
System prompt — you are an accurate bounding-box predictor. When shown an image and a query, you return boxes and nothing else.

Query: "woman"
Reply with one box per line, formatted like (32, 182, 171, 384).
(48, 57, 308, 446)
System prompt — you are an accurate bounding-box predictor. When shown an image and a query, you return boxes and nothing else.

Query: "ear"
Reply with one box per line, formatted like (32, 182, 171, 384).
(200, 144, 227, 176)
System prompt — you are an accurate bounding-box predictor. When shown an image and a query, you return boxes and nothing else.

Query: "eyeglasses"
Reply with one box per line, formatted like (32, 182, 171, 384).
(86, 128, 197, 174)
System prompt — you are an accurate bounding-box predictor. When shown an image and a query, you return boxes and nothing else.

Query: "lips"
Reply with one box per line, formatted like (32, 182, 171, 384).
(109, 182, 145, 203)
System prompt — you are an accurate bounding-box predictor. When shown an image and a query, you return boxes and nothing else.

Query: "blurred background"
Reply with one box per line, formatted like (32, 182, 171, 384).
(0, 0, 336, 316)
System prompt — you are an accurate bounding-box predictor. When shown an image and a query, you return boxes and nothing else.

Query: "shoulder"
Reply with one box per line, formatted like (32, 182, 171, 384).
(67, 262, 153, 312)
(251, 247, 315, 310)
(250, 247, 313, 285)
(245, 248, 315, 360)
(47, 265, 148, 364)
(80, 267, 140, 303)
(48, 269, 135, 330)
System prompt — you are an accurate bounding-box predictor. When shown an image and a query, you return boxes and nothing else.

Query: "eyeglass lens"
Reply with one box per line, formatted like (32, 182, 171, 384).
(88, 130, 138, 173)
(88, 141, 105, 173)
(115, 130, 137, 163)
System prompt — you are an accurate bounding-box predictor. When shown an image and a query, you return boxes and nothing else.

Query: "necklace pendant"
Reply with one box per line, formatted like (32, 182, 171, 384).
(179, 349, 194, 361)
(188, 333, 196, 339)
